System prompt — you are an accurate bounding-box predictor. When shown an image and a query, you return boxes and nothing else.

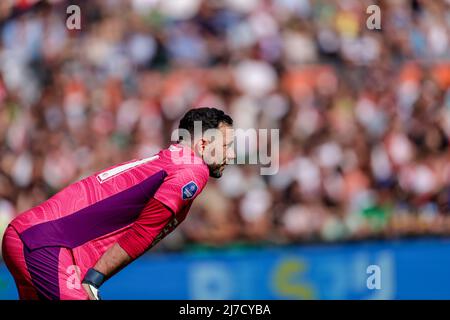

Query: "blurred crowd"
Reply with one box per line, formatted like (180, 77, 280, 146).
(1, 0, 450, 252)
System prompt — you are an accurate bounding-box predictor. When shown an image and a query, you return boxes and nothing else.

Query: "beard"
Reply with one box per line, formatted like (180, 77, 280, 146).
(208, 163, 225, 178)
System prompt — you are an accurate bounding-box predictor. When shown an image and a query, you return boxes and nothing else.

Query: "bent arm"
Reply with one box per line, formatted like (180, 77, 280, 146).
(93, 242, 132, 279)
(82, 198, 174, 299)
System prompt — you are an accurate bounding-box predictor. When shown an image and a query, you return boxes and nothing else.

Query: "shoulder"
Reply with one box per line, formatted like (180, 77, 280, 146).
(153, 157, 209, 213)
(159, 144, 210, 189)
(174, 163, 209, 189)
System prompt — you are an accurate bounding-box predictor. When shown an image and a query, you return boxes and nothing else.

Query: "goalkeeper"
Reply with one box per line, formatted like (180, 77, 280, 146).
(2, 107, 235, 300)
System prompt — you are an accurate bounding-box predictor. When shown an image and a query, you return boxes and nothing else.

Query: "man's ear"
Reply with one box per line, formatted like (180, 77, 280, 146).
(195, 138, 209, 155)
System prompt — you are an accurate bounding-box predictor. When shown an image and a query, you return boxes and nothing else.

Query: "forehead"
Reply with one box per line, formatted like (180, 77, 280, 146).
(218, 123, 234, 144)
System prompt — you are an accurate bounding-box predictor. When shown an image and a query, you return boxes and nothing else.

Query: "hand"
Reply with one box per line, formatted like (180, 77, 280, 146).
(82, 282, 101, 300)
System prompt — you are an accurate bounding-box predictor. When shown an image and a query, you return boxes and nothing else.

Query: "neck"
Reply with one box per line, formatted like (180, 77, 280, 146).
(177, 140, 201, 159)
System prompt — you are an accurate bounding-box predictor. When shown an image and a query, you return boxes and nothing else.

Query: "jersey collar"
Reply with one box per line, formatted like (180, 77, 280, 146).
(170, 143, 207, 167)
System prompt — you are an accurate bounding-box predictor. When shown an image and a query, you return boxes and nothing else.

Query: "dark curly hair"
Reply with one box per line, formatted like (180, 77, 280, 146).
(178, 107, 233, 141)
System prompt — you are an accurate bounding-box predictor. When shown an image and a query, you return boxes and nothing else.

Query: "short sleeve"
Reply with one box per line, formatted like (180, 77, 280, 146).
(153, 166, 209, 215)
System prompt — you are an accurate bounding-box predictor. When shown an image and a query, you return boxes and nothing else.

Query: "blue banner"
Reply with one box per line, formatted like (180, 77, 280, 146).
(1, 238, 450, 299)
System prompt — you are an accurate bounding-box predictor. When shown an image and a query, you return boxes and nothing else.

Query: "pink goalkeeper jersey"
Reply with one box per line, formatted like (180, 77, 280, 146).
(9, 144, 209, 278)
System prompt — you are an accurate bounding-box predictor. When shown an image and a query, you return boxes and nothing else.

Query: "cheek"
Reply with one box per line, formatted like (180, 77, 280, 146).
(203, 146, 219, 163)
(210, 144, 224, 160)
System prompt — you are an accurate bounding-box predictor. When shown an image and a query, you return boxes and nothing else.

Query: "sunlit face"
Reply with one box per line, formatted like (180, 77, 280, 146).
(198, 123, 236, 178)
